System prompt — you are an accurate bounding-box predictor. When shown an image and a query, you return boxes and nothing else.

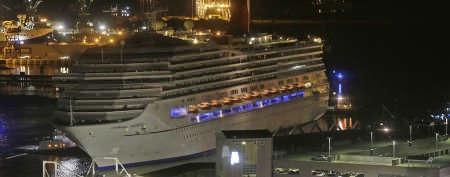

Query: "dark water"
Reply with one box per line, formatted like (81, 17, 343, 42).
(0, 95, 91, 177)
(1, 19, 449, 176)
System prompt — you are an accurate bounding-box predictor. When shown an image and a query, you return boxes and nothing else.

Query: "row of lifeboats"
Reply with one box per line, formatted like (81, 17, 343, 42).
(187, 83, 311, 113)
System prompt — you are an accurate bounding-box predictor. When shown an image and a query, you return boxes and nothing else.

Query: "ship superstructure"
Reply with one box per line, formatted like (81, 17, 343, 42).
(52, 32, 330, 171)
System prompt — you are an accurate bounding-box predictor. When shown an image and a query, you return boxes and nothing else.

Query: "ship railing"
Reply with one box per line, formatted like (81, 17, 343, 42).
(42, 160, 85, 177)
(86, 157, 134, 177)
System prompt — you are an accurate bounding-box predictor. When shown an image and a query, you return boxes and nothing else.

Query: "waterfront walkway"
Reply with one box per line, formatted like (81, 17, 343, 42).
(274, 134, 450, 176)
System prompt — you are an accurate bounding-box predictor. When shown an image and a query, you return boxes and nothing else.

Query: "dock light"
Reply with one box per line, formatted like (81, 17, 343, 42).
(383, 127, 390, 133)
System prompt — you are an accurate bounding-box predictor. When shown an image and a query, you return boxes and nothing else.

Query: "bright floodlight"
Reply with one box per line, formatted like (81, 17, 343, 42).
(383, 127, 390, 132)
(99, 25, 106, 30)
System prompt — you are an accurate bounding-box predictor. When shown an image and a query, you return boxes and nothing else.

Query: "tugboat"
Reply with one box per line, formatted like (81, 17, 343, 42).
(15, 129, 77, 154)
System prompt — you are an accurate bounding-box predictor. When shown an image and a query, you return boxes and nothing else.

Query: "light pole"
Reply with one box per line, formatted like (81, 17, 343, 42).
(120, 40, 125, 64)
(436, 133, 439, 148)
(446, 118, 448, 136)
(370, 131, 374, 156)
(392, 140, 396, 157)
(370, 131, 373, 149)
(409, 125, 412, 142)
(328, 137, 331, 158)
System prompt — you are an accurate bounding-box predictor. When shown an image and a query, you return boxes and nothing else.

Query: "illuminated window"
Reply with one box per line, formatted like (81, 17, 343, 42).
(230, 151, 240, 165)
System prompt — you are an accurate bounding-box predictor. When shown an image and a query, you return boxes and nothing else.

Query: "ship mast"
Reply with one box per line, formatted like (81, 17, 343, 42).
(25, 0, 43, 16)
(76, 0, 94, 33)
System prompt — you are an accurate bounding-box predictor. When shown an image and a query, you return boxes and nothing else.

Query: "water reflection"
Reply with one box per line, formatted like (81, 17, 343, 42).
(0, 115, 8, 148)
(0, 64, 65, 76)
(0, 64, 66, 98)
(47, 156, 91, 177)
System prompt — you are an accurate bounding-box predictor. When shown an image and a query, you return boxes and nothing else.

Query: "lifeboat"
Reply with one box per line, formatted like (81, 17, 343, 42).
(243, 93, 252, 100)
(270, 88, 278, 94)
(188, 105, 198, 113)
(211, 100, 221, 107)
(223, 97, 233, 105)
(262, 90, 270, 96)
(251, 91, 261, 98)
(198, 102, 211, 110)
(231, 96, 242, 103)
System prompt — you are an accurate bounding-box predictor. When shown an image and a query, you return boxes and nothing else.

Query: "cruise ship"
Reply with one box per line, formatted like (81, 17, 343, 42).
(51, 32, 330, 171)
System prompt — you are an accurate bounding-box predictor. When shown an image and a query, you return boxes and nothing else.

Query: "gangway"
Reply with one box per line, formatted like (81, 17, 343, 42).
(43, 157, 141, 177)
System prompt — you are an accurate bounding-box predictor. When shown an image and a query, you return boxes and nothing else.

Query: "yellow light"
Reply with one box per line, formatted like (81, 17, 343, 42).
(109, 39, 114, 43)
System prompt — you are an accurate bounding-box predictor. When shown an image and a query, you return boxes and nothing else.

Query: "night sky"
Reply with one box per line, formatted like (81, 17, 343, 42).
(1, 0, 449, 120)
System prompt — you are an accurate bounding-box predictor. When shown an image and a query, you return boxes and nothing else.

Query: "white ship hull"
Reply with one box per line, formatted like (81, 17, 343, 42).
(0, 28, 53, 41)
(61, 92, 329, 170)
